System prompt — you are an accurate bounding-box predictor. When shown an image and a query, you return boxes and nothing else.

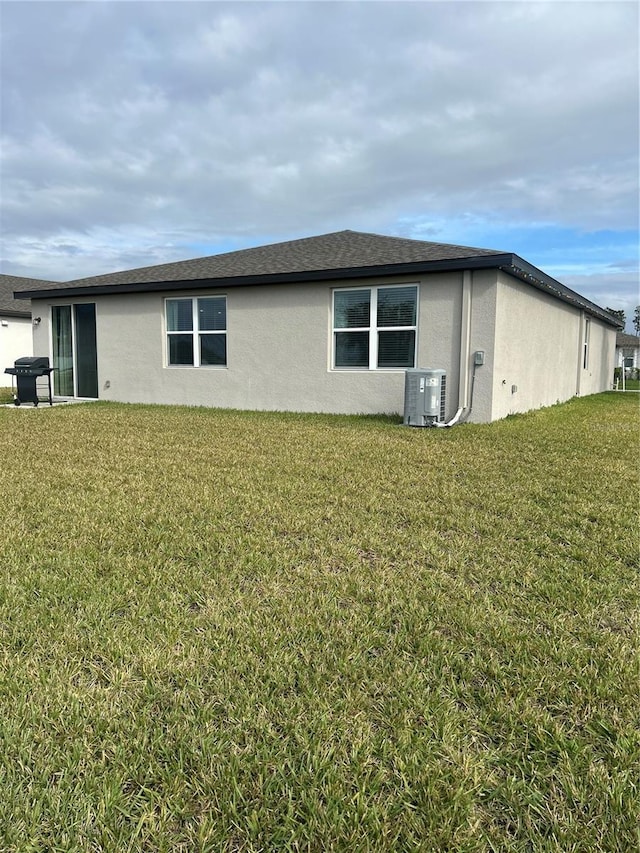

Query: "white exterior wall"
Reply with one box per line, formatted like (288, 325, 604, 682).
(31, 273, 467, 418)
(491, 272, 616, 419)
(616, 344, 640, 370)
(0, 315, 32, 382)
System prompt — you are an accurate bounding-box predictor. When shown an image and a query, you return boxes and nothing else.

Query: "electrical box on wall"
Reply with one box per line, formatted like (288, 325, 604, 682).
(474, 350, 485, 366)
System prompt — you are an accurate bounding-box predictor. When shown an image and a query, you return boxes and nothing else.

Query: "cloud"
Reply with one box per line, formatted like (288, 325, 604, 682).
(1, 0, 638, 308)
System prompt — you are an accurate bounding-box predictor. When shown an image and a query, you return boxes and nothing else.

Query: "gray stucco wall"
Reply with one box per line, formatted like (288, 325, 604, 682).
(30, 269, 616, 422)
(578, 313, 616, 396)
(463, 269, 498, 424)
(491, 272, 616, 419)
(32, 272, 467, 418)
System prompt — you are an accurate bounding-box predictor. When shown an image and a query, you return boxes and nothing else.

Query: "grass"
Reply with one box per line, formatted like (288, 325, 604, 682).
(616, 378, 640, 391)
(0, 394, 637, 852)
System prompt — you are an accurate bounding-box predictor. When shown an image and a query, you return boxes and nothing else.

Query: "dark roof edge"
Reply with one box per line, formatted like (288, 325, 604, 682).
(501, 256, 624, 328)
(13, 254, 515, 298)
(15, 252, 621, 328)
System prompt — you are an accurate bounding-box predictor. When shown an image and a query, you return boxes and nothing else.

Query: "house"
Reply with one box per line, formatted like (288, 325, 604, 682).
(0, 274, 36, 377)
(12, 230, 622, 423)
(616, 332, 640, 376)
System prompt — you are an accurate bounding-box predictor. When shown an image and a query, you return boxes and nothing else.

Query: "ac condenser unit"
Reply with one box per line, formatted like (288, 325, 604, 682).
(403, 369, 446, 427)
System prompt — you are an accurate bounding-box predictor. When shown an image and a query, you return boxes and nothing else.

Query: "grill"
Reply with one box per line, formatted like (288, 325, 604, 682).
(4, 356, 54, 406)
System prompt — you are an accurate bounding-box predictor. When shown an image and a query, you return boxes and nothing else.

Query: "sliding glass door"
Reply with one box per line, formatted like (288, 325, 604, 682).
(52, 304, 98, 398)
(52, 305, 74, 395)
(74, 304, 98, 397)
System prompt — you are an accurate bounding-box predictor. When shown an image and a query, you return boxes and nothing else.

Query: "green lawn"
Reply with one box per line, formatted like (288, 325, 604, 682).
(0, 394, 637, 852)
(617, 379, 640, 391)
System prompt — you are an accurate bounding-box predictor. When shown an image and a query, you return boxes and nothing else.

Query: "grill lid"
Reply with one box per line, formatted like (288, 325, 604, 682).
(14, 356, 50, 369)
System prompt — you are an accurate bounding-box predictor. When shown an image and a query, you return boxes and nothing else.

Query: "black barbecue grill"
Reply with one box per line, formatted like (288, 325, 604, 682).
(4, 356, 54, 406)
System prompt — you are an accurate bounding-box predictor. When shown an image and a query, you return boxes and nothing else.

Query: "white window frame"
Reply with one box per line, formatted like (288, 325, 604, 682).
(332, 284, 418, 370)
(165, 296, 227, 368)
(583, 317, 590, 370)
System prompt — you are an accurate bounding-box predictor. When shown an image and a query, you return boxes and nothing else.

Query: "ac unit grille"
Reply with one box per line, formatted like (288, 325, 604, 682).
(403, 368, 447, 427)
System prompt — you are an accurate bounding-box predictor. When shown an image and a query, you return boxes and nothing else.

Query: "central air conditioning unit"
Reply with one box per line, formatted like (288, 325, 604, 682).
(403, 368, 446, 427)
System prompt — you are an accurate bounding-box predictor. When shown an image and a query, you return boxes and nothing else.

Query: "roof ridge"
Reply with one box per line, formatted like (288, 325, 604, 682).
(60, 230, 359, 286)
(23, 230, 504, 288)
(0, 272, 58, 284)
(346, 228, 505, 254)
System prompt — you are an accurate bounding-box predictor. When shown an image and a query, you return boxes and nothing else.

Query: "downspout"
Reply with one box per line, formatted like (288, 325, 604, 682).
(434, 269, 472, 427)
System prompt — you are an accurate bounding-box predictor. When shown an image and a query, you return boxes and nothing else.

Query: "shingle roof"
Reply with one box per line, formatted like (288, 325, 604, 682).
(13, 230, 505, 292)
(617, 332, 640, 347)
(0, 275, 38, 316)
(9, 229, 622, 328)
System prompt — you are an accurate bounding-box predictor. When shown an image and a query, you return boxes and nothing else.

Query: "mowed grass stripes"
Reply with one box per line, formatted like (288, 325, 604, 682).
(0, 394, 637, 852)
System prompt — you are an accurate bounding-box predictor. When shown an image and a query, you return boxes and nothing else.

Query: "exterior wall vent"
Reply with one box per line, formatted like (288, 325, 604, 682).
(403, 368, 447, 427)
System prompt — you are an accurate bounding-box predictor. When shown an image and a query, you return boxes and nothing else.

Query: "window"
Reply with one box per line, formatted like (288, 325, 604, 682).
(166, 296, 226, 367)
(333, 285, 417, 369)
(583, 317, 590, 369)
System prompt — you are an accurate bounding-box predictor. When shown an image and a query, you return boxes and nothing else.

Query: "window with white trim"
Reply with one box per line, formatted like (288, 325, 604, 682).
(583, 317, 590, 369)
(333, 285, 418, 369)
(166, 296, 227, 366)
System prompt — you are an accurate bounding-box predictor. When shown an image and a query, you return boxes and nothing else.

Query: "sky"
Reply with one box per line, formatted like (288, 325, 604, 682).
(1, 0, 638, 327)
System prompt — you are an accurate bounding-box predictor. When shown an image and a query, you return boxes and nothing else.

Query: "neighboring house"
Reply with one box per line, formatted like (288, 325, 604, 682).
(0, 274, 37, 378)
(616, 332, 640, 374)
(12, 230, 622, 423)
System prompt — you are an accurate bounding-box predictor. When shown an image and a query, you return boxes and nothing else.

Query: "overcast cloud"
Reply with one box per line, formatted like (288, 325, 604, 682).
(1, 0, 638, 322)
